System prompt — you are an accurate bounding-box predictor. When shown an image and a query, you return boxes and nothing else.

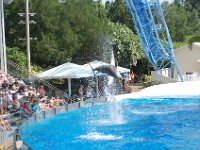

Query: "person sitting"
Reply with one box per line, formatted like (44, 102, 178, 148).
(0, 106, 5, 115)
(31, 100, 39, 113)
(0, 75, 5, 87)
(63, 92, 71, 103)
(53, 96, 63, 106)
(22, 102, 32, 115)
(77, 85, 84, 101)
(38, 100, 45, 111)
(49, 97, 55, 107)
(12, 98, 20, 111)
(38, 86, 45, 98)
(0, 118, 12, 132)
(128, 72, 135, 85)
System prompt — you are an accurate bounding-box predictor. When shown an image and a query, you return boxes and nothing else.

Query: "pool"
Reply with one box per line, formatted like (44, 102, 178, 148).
(19, 97, 200, 150)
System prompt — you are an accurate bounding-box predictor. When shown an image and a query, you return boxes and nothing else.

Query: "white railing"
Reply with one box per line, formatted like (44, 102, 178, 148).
(182, 72, 200, 81)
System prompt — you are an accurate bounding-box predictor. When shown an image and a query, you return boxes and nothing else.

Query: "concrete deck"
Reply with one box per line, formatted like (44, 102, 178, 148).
(116, 81, 200, 100)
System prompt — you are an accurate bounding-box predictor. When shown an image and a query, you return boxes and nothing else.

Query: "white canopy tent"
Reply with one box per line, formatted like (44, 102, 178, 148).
(117, 66, 130, 74)
(35, 62, 94, 96)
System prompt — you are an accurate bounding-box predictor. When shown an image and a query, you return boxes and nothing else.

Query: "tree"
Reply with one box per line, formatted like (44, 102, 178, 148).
(107, 0, 135, 32)
(7, 47, 27, 69)
(163, 2, 188, 42)
(5, 0, 110, 67)
(184, 0, 200, 16)
(95, 0, 106, 18)
(105, 1, 112, 13)
(187, 34, 200, 47)
(109, 22, 144, 68)
(186, 10, 200, 35)
(174, 0, 184, 6)
(4, 0, 24, 48)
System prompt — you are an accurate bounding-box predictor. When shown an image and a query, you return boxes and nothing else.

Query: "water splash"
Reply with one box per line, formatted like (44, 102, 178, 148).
(110, 49, 115, 66)
(108, 49, 115, 85)
(104, 49, 126, 124)
(78, 132, 122, 141)
(107, 101, 126, 124)
(131, 110, 176, 115)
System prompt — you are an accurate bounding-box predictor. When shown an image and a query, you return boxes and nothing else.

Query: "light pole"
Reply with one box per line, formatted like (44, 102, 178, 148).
(18, 0, 36, 79)
(0, 0, 14, 74)
(25, 0, 31, 79)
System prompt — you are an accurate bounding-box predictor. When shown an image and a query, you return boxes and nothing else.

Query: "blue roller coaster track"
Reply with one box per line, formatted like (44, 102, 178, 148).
(125, 0, 183, 81)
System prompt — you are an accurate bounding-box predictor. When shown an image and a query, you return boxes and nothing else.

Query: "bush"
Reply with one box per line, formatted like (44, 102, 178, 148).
(144, 75, 152, 82)
(143, 75, 162, 87)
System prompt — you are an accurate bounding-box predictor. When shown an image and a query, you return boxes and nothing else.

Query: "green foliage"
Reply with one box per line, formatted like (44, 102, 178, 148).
(187, 34, 200, 47)
(144, 75, 152, 82)
(163, 3, 187, 42)
(144, 80, 162, 87)
(162, 1, 200, 43)
(95, 0, 106, 18)
(143, 75, 162, 87)
(4, 0, 24, 48)
(32, 0, 110, 66)
(107, 0, 135, 32)
(109, 22, 144, 67)
(185, 0, 200, 16)
(48, 79, 65, 85)
(6, 47, 27, 69)
(5, 0, 110, 67)
(173, 35, 200, 49)
(31, 65, 43, 75)
(186, 10, 200, 35)
(173, 42, 187, 49)
(6, 47, 43, 77)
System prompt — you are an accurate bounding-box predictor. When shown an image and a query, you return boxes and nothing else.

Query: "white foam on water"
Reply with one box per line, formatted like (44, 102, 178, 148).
(78, 132, 123, 141)
(90, 119, 126, 125)
(131, 110, 175, 115)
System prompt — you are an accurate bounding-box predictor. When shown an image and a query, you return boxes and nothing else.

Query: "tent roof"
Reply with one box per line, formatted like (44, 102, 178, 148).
(117, 66, 130, 73)
(35, 62, 94, 79)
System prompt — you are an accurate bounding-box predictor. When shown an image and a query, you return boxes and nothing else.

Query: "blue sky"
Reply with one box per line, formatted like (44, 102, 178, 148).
(102, 0, 174, 4)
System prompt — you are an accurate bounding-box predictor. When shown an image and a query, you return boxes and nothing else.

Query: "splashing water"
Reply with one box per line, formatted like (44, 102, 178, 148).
(78, 132, 123, 141)
(108, 49, 115, 85)
(102, 49, 125, 124)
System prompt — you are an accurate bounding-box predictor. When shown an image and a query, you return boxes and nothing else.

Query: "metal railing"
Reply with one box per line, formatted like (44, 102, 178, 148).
(0, 111, 31, 150)
(182, 72, 200, 81)
(6, 59, 65, 96)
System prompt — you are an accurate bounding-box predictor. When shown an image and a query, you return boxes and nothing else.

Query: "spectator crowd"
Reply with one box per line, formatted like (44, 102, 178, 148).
(0, 71, 68, 133)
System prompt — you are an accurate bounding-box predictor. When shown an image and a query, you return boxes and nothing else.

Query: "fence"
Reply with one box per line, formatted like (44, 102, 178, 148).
(0, 130, 14, 149)
(7, 59, 65, 97)
(182, 72, 200, 81)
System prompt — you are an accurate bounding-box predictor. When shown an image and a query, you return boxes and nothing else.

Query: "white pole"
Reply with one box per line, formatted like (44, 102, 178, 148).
(68, 78, 71, 96)
(0, 0, 4, 72)
(1, 0, 7, 73)
(25, 0, 31, 79)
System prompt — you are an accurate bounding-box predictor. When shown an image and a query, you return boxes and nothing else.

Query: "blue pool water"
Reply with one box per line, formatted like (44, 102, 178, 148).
(20, 98, 200, 150)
